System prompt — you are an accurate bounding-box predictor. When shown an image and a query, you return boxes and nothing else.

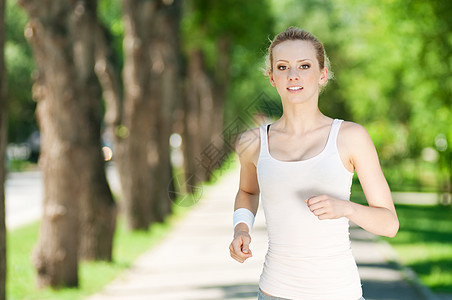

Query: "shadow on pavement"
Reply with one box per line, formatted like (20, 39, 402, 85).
(199, 283, 259, 299)
(359, 261, 424, 300)
(361, 278, 424, 300)
(200, 277, 424, 300)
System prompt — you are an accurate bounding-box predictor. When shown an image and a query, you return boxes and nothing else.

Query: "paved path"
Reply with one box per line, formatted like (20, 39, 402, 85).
(85, 163, 432, 300)
(5, 164, 120, 230)
(5, 170, 43, 230)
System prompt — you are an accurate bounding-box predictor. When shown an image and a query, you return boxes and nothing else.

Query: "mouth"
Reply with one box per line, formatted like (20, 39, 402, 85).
(287, 86, 303, 92)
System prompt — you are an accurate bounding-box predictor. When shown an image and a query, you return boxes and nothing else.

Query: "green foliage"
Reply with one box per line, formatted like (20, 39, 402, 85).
(182, 0, 274, 67)
(5, 0, 125, 144)
(181, 0, 276, 130)
(5, 0, 36, 143)
(97, 0, 124, 71)
(342, 0, 451, 188)
(271, 0, 452, 191)
(4, 0, 452, 297)
(5, 0, 451, 189)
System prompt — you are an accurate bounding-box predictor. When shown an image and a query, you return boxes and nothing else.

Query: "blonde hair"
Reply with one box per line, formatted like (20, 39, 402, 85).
(265, 27, 333, 83)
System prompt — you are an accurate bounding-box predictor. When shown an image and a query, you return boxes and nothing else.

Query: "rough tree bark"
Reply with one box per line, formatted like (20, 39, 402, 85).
(182, 50, 215, 187)
(93, 27, 122, 153)
(118, 0, 155, 230)
(0, 0, 8, 297)
(117, 0, 180, 229)
(148, 0, 181, 220)
(182, 37, 231, 184)
(72, 0, 117, 262)
(18, 0, 116, 287)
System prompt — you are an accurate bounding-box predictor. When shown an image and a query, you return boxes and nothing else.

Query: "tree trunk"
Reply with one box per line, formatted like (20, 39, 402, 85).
(21, 1, 80, 286)
(118, 0, 155, 230)
(19, 0, 116, 287)
(181, 51, 201, 190)
(30, 54, 81, 289)
(149, 0, 181, 219)
(211, 37, 230, 169)
(0, 0, 8, 297)
(72, 0, 117, 262)
(182, 50, 214, 187)
(118, 0, 181, 229)
(93, 25, 122, 157)
(182, 38, 230, 183)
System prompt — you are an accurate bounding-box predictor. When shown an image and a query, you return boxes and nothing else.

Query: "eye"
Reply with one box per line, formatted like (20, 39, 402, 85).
(300, 64, 310, 70)
(277, 65, 287, 71)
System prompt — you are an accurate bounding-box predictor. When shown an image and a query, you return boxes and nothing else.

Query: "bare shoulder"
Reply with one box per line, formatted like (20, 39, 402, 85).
(235, 127, 261, 166)
(339, 121, 372, 144)
(338, 121, 378, 168)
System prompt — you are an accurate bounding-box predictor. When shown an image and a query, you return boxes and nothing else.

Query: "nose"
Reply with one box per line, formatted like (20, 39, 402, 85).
(288, 68, 300, 81)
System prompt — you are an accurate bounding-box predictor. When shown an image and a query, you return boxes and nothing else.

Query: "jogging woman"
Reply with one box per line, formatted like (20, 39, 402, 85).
(229, 27, 399, 300)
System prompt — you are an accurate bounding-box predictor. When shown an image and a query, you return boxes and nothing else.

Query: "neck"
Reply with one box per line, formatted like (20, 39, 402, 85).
(276, 100, 328, 134)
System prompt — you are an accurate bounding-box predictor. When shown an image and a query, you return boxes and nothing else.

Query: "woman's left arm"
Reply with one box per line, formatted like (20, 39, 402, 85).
(343, 122, 399, 237)
(306, 122, 399, 237)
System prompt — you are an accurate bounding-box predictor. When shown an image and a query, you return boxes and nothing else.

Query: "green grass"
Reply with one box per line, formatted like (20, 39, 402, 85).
(6, 155, 237, 300)
(383, 203, 452, 293)
(381, 159, 440, 193)
(351, 186, 452, 293)
(7, 159, 38, 172)
(6, 204, 193, 300)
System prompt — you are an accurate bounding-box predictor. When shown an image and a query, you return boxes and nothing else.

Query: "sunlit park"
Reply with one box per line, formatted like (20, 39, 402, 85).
(0, 0, 451, 299)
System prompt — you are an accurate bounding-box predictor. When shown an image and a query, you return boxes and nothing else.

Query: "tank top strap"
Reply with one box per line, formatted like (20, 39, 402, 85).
(259, 123, 271, 159)
(324, 119, 343, 153)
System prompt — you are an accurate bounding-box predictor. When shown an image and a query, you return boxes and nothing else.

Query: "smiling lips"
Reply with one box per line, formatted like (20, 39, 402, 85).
(287, 86, 303, 92)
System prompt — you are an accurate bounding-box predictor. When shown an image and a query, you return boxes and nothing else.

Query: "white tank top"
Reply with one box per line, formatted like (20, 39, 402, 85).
(256, 119, 362, 300)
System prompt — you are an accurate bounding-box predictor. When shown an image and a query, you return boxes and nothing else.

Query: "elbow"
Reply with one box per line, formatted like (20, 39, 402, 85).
(385, 218, 399, 238)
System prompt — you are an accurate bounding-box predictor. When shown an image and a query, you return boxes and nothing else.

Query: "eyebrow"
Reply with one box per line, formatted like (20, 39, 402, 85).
(275, 59, 312, 63)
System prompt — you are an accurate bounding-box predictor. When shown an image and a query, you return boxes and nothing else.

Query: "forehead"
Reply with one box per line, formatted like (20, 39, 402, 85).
(272, 40, 317, 62)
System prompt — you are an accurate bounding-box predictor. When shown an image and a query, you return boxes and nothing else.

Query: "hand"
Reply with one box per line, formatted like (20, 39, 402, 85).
(229, 227, 253, 263)
(305, 195, 353, 220)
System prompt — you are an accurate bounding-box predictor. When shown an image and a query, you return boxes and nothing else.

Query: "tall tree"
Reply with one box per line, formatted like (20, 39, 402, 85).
(329, 0, 452, 192)
(403, 0, 452, 196)
(72, 0, 117, 262)
(114, 0, 181, 229)
(0, 0, 8, 297)
(182, 48, 214, 186)
(148, 0, 181, 219)
(18, 0, 116, 287)
(116, 0, 157, 229)
(181, 0, 274, 183)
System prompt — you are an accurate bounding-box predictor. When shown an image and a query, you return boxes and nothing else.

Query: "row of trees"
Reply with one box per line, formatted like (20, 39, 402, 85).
(1, 0, 451, 298)
(272, 0, 451, 194)
(334, 0, 452, 194)
(1, 0, 274, 296)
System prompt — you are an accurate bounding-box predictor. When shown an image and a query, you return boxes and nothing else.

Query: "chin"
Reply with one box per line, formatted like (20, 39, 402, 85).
(285, 91, 317, 104)
(287, 96, 308, 104)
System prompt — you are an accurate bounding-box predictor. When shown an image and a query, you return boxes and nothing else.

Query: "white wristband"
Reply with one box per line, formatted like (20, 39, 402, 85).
(233, 208, 255, 232)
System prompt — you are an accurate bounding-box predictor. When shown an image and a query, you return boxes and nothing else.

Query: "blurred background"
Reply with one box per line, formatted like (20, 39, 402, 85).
(0, 0, 451, 299)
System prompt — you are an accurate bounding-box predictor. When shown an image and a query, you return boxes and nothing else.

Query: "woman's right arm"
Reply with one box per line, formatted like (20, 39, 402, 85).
(229, 129, 260, 263)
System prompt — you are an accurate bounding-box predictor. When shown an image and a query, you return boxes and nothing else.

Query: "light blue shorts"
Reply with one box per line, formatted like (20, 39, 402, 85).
(257, 288, 365, 300)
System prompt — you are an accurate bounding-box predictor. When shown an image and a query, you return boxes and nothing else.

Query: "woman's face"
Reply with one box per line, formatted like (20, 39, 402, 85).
(269, 40, 327, 104)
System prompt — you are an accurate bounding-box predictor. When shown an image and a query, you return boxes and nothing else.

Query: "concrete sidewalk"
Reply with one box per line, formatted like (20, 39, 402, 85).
(86, 164, 431, 300)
